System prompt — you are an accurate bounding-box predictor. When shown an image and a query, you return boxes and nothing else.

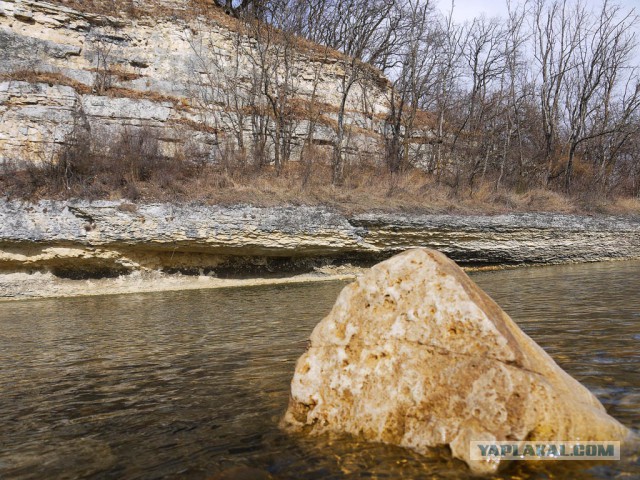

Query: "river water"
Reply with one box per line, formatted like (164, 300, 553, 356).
(0, 261, 638, 479)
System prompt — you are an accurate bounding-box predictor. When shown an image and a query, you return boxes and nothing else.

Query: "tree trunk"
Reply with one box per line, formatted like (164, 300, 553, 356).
(564, 142, 577, 192)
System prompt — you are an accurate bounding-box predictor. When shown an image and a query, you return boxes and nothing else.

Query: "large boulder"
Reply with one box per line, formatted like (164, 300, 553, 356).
(281, 248, 631, 474)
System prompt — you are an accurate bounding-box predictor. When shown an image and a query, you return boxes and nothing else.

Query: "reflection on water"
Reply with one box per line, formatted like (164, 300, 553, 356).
(0, 260, 638, 479)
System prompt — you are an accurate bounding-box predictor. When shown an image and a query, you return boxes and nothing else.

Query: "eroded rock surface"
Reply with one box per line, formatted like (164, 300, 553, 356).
(281, 248, 631, 474)
(1, 200, 640, 299)
(0, 0, 388, 162)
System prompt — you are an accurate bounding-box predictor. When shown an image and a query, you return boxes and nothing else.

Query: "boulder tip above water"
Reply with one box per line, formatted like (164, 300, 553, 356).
(281, 248, 631, 474)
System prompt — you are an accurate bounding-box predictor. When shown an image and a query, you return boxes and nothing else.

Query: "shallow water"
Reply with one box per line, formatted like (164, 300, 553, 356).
(0, 260, 638, 479)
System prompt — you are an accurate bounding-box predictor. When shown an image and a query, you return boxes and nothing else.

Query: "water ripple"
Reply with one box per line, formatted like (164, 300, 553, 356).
(0, 261, 639, 479)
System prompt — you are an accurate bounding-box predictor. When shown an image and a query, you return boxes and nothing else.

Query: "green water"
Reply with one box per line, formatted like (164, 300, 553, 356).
(0, 261, 638, 479)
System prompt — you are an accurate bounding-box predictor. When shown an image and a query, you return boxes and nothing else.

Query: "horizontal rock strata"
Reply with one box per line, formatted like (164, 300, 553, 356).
(1, 201, 639, 281)
(0, 0, 389, 163)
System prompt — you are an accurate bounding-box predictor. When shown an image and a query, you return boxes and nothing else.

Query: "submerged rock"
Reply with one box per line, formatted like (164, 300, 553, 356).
(281, 248, 631, 474)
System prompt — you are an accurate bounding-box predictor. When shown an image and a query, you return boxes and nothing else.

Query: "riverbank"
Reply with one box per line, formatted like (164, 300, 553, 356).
(1, 200, 640, 300)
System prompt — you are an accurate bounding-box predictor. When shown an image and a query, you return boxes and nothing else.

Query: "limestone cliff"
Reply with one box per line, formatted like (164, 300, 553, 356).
(1, 200, 639, 282)
(0, 0, 390, 163)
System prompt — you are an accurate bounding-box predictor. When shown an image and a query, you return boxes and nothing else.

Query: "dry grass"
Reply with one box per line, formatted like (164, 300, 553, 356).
(45, 0, 349, 64)
(518, 188, 576, 213)
(88, 66, 144, 82)
(0, 114, 637, 216)
(104, 87, 191, 109)
(572, 195, 640, 216)
(0, 71, 93, 94)
(607, 197, 640, 215)
(0, 70, 193, 110)
(169, 118, 218, 134)
(3, 130, 638, 216)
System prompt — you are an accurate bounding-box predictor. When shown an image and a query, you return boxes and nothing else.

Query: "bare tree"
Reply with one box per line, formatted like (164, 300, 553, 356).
(532, 0, 585, 183)
(185, 22, 248, 159)
(496, 0, 529, 190)
(428, 4, 465, 180)
(561, 0, 640, 190)
(91, 28, 117, 94)
(214, 0, 264, 17)
(301, 0, 400, 183)
(242, 14, 301, 173)
(179, 0, 640, 199)
(385, 0, 439, 173)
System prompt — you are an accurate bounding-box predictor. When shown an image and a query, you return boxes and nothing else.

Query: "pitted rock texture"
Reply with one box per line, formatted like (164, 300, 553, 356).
(281, 248, 632, 474)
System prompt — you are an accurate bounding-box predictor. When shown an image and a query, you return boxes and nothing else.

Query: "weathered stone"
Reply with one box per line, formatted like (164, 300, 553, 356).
(351, 212, 640, 265)
(0, 0, 389, 162)
(0, 201, 640, 281)
(281, 248, 632, 474)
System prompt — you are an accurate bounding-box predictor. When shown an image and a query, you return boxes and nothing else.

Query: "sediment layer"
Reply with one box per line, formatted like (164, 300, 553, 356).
(2, 200, 640, 283)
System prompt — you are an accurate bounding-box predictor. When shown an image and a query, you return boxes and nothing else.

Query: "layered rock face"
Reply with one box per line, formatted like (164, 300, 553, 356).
(282, 248, 631, 474)
(0, 0, 389, 163)
(1, 201, 640, 281)
(0, 200, 366, 277)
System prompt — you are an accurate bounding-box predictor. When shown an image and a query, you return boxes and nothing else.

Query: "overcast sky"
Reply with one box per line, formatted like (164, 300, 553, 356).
(442, 0, 640, 66)
(445, 0, 639, 23)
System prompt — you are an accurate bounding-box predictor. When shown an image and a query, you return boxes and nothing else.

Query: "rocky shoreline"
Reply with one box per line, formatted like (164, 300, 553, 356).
(1, 200, 640, 299)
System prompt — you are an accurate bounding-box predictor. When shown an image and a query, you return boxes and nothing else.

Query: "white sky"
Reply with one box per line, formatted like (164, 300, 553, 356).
(442, 0, 640, 66)
(444, 0, 639, 23)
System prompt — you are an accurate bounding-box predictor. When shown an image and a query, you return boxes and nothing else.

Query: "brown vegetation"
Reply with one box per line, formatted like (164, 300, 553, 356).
(181, 0, 640, 195)
(1, 127, 638, 215)
(4, 0, 639, 214)
(0, 70, 192, 110)
(0, 71, 93, 94)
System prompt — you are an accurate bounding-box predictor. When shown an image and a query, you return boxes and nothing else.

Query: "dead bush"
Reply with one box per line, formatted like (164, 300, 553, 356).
(2, 129, 640, 216)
